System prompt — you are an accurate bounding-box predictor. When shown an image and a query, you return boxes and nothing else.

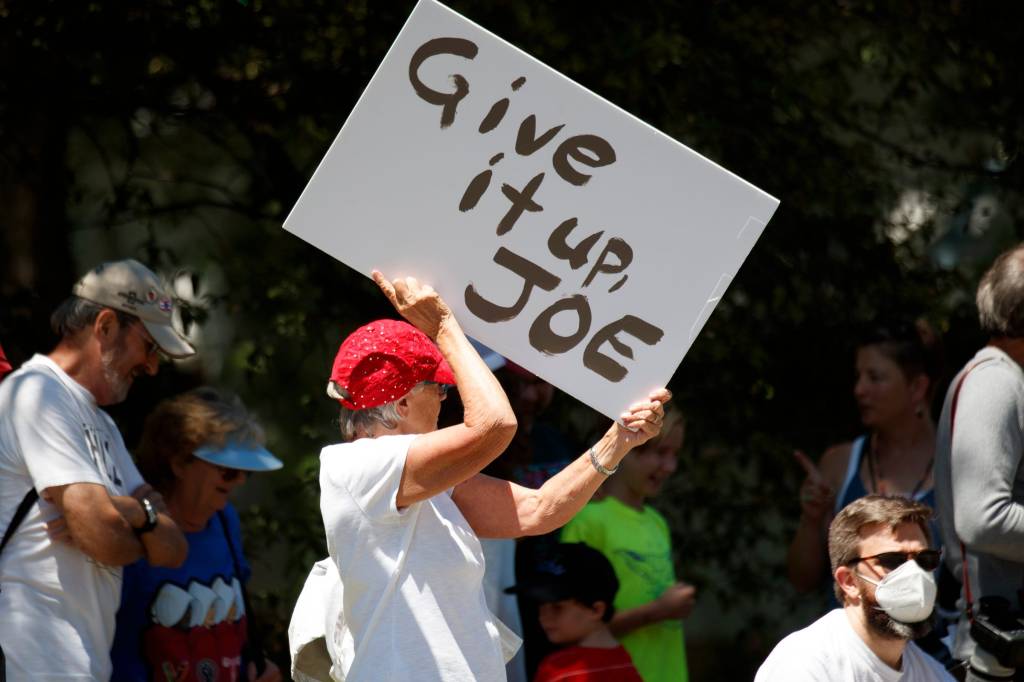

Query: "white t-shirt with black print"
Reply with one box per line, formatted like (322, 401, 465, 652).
(0, 354, 144, 681)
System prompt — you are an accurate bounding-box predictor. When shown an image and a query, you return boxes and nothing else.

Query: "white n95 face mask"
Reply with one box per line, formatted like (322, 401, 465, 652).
(858, 558, 937, 623)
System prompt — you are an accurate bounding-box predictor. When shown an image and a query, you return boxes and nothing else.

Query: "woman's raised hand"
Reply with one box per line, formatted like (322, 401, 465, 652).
(609, 388, 673, 452)
(794, 450, 834, 523)
(372, 270, 452, 339)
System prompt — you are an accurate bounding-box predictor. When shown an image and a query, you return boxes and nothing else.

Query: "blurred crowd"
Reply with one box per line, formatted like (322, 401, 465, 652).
(3, 242, 1024, 681)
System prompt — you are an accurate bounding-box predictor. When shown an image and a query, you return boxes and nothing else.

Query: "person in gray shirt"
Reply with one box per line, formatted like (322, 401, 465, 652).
(934, 242, 1024, 680)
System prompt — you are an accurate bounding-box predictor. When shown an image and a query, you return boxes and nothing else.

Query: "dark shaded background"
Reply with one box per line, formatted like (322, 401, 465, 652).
(2, 1, 1022, 679)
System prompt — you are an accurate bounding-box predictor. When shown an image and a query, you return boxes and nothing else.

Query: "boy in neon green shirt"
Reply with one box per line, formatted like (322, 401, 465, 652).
(561, 407, 694, 682)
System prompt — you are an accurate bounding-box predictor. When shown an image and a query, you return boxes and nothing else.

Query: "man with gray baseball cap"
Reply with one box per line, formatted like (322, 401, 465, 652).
(0, 259, 190, 680)
(72, 258, 196, 360)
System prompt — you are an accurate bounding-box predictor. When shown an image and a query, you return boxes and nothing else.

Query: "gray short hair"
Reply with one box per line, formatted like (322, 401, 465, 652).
(977, 244, 1024, 338)
(50, 296, 135, 338)
(333, 382, 435, 442)
(338, 401, 403, 442)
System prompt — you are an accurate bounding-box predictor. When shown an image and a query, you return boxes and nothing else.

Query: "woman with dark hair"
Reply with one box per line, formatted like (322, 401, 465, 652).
(787, 323, 941, 593)
(312, 272, 670, 682)
(785, 322, 955, 664)
(110, 387, 283, 682)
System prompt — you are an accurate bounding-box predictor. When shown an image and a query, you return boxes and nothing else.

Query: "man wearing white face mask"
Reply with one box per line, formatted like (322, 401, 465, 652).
(756, 496, 954, 681)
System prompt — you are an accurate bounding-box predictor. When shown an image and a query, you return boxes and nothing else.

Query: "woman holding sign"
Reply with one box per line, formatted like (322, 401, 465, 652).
(316, 271, 670, 682)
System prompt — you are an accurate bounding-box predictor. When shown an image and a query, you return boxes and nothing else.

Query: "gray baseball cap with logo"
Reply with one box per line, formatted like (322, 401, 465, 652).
(73, 259, 196, 359)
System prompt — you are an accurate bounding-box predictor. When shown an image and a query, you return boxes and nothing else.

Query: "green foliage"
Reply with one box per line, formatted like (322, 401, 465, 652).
(2, 1, 1023, 678)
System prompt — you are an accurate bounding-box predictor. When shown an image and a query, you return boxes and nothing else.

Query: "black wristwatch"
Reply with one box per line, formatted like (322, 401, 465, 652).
(134, 497, 158, 536)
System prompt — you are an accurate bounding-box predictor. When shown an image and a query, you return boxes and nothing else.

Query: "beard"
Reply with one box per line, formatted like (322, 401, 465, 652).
(100, 343, 132, 404)
(861, 592, 933, 641)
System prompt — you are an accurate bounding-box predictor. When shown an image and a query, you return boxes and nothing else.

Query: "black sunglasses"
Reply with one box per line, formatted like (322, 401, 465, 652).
(422, 381, 453, 398)
(130, 322, 162, 358)
(847, 549, 941, 572)
(214, 464, 247, 482)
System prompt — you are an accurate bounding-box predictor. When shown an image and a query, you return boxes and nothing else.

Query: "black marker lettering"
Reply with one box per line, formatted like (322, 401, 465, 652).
(478, 77, 527, 134)
(497, 172, 545, 235)
(583, 315, 664, 382)
(529, 295, 592, 355)
(582, 238, 632, 291)
(548, 218, 604, 270)
(408, 37, 479, 129)
(465, 247, 560, 322)
(459, 153, 505, 212)
(515, 115, 566, 157)
(552, 134, 616, 186)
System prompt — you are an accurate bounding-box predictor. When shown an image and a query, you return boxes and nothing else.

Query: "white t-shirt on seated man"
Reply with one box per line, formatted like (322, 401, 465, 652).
(755, 495, 954, 682)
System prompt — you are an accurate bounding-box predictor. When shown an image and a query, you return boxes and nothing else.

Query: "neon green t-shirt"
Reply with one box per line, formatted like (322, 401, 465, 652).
(561, 496, 688, 682)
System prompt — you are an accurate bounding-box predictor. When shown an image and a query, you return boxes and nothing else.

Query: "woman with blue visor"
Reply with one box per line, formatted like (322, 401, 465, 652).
(110, 387, 283, 682)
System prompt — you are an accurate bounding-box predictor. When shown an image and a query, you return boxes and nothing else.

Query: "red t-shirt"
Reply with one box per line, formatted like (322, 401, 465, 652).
(187, 626, 221, 681)
(534, 645, 643, 682)
(213, 620, 244, 682)
(143, 626, 192, 681)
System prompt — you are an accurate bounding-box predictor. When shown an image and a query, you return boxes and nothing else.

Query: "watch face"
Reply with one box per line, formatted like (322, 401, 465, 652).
(141, 498, 158, 529)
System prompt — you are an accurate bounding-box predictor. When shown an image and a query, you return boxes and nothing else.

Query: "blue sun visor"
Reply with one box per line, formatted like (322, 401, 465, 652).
(193, 441, 283, 472)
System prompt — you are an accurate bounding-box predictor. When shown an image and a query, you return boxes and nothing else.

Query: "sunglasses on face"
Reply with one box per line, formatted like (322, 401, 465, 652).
(130, 323, 161, 358)
(847, 549, 941, 572)
(421, 381, 453, 398)
(214, 464, 247, 482)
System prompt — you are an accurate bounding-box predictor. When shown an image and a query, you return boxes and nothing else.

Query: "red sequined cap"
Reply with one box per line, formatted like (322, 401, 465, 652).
(329, 319, 455, 410)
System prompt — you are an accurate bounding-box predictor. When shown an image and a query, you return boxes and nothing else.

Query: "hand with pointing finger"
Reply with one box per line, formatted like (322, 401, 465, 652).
(794, 450, 834, 523)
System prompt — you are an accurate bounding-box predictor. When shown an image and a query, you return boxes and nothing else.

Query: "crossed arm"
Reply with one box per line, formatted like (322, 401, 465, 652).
(44, 482, 187, 567)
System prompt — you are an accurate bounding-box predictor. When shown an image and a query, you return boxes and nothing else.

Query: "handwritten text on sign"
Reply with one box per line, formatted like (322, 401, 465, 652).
(283, 0, 780, 420)
(410, 37, 658, 384)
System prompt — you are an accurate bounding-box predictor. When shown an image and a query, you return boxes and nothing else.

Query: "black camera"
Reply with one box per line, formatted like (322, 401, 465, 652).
(971, 596, 1024, 669)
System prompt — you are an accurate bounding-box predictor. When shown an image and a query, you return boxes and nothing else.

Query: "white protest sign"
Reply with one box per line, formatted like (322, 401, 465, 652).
(284, 0, 779, 421)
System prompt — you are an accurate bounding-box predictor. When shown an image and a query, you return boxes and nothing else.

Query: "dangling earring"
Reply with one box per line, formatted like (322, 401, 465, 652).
(915, 404, 925, 418)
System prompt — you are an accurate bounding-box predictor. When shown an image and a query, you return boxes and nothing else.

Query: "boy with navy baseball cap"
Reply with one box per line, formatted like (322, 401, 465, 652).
(507, 543, 641, 682)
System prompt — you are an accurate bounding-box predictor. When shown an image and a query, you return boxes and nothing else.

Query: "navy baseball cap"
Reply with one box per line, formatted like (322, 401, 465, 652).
(505, 543, 619, 609)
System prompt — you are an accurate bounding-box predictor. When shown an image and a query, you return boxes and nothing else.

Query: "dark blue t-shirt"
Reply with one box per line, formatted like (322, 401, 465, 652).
(110, 503, 251, 682)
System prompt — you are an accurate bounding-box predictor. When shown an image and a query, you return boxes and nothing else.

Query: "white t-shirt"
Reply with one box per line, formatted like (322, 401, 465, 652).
(319, 434, 507, 681)
(755, 609, 954, 682)
(0, 354, 144, 681)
